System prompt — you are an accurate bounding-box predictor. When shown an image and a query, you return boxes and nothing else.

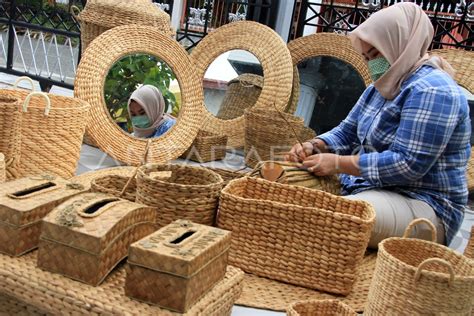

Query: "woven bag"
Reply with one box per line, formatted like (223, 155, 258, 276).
(3, 77, 90, 179)
(136, 164, 224, 227)
(217, 176, 375, 295)
(72, 0, 174, 54)
(0, 95, 21, 179)
(250, 161, 340, 194)
(365, 218, 474, 315)
(216, 74, 263, 120)
(287, 300, 357, 316)
(0, 154, 4, 183)
(90, 174, 137, 202)
(181, 130, 228, 163)
(244, 107, 315, 168)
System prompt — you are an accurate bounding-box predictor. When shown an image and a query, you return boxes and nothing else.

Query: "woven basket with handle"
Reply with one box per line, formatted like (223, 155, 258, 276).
(217, 176, 375, 295)
(136, 164, 224, 227)
(365, 218, 474, 315)
(287, 299, 357, 316)
(0, 95, 21, 180)
(244, 107, 315, 168)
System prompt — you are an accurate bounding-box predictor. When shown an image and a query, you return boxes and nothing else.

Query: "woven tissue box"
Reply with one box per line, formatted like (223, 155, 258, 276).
(0, 175, 86, 256)
(37, 192, 158, 286)
(125, 219, 231, 313)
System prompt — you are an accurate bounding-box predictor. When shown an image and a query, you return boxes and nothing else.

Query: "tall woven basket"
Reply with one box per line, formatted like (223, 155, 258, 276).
(245, 107, 315, 168)
(2, 78, 90, 179)
(181, 130, 228, 163)
(216, 74, 264, 120)
(0, 95, 21, 179)
(73, 0, 174, 53)
(217, 177, 375, 295)
(365, 218, 474, 315)
(136, 164, 224, 227)
(287, 300, 357, 316)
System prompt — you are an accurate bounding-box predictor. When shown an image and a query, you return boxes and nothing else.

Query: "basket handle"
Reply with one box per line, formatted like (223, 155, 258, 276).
(119, 139, 152, 198)
(402, 218, 437, 242)
(70, 5, 81, 19)
(13, 76, 36, 92)
(23, 92, 51, 116)
(414, 258, 455, 287)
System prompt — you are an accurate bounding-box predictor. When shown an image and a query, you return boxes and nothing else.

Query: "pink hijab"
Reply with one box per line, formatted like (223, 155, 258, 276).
(127, 85, 171, 138)
(349, 2, 454, 100)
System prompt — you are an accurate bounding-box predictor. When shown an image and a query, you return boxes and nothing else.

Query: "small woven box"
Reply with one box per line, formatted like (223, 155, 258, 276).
(37, 192, 157, 286)
(0, 175, 86, 256)
(181, 130, 228, 163)
(125, 220, 231, 313)
(287, 299, 357, 316)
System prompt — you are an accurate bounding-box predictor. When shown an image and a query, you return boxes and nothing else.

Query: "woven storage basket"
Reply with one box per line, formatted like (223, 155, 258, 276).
(73, 0, 174, 53)
(0, 153, 5, 183)
(245, 107, 315, 168)
(465, 225, 473, 259)
(217, 177, 375, 295)
(0, 251, 244, 315)
(0, 95, 21, 180)
(365, 218, 474, 315)
(90, 174, 137, 202)
(250, 161, 340, 194)
(38, 192, 157, 286)
(125, 220, 231, 312)
(136, 164, 224, 227)
(2, 79, 90, 179)
(215, 74, 264, 120)
(287, 299, 357, 316)
(181, 130, 228, 163)
(430, 49, 474, 192)
(205, 167, 247, 186)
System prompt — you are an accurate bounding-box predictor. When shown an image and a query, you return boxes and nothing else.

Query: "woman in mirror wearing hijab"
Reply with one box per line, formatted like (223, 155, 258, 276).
(287, 2, 470, 248)
(127, 85, 176, 138)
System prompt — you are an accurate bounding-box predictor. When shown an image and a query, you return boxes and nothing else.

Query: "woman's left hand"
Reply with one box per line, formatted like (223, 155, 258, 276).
(302, 153, 340, 176)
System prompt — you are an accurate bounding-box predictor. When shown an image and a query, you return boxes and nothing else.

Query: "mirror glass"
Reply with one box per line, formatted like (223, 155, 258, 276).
(104, 53, 181, 139)
(203, 50, 263, 120)
(296, 56, 366, 135)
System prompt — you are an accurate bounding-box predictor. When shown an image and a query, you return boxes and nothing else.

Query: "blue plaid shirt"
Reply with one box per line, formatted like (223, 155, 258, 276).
(318, 65, 471, 244)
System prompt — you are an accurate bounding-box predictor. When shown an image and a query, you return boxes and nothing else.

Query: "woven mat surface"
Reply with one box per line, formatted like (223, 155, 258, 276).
(0, 293, 47, 315)
(236, 251, 377, 313)
(0, 251, 243, 315)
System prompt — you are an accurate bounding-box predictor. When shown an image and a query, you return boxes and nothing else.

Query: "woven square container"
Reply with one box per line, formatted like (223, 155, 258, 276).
(126, 220, 231, 313)
(37, 192, 157, 286)
(0, 175, 86, 256)
(217, 177, 375, 295)
(181, 130, 228, 163)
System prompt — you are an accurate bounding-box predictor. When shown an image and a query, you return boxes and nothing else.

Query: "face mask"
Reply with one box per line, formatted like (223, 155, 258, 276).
(131, 115, 151, 129)
(368, 57, 390, 81)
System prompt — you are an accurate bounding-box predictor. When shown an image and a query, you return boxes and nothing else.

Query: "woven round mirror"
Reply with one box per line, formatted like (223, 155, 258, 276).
(190, 21, 294, 148)
(75, 25, 203, 165)
(287, 33, 371, 134)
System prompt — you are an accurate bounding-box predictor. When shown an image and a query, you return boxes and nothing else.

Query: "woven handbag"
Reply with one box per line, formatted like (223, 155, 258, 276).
(136, 164, 224, 227)
(365, 218, 474, 315)
(0, 95, 21, 180)
(250, 161, 340, 194)
(181, 130, 228, 163)
(217, 176, 375, 295)
(287, 300, 357, 316)
(244, 107, 315, 168)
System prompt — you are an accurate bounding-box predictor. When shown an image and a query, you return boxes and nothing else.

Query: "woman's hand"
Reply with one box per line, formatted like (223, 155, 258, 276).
(286, 142, 313, 162)
(303, 153, 340, 176)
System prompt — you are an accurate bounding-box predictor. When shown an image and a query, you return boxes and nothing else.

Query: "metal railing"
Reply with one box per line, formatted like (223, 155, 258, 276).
(289, 0, 473, 50)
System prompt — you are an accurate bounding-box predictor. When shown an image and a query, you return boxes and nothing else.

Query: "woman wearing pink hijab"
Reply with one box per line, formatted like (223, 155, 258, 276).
(127, 85, 176, 138)
(288, 2, 470, 248)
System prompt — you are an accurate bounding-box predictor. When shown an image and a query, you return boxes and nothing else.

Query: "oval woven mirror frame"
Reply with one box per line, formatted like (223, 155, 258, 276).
(190, 21, 294, 148)
(287, 33, 371, 113)
(75, 25, 203, 165)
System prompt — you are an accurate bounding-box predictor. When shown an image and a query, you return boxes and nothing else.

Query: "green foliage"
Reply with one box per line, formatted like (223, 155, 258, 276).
(104, 54, 179, 132)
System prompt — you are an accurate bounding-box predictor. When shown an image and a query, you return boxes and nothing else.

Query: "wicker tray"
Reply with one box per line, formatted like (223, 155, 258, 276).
(0, 251, 243, 315)
(236, 252, 377, 313)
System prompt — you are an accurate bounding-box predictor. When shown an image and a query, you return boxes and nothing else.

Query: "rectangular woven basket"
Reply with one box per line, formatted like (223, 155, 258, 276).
(217, 177, 375, 295)
(181, 130, 228, 163)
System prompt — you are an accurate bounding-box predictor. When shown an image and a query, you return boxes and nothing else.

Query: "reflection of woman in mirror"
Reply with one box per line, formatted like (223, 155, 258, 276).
(287, 3, 470, 249)
(128, 85, 176, 138)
